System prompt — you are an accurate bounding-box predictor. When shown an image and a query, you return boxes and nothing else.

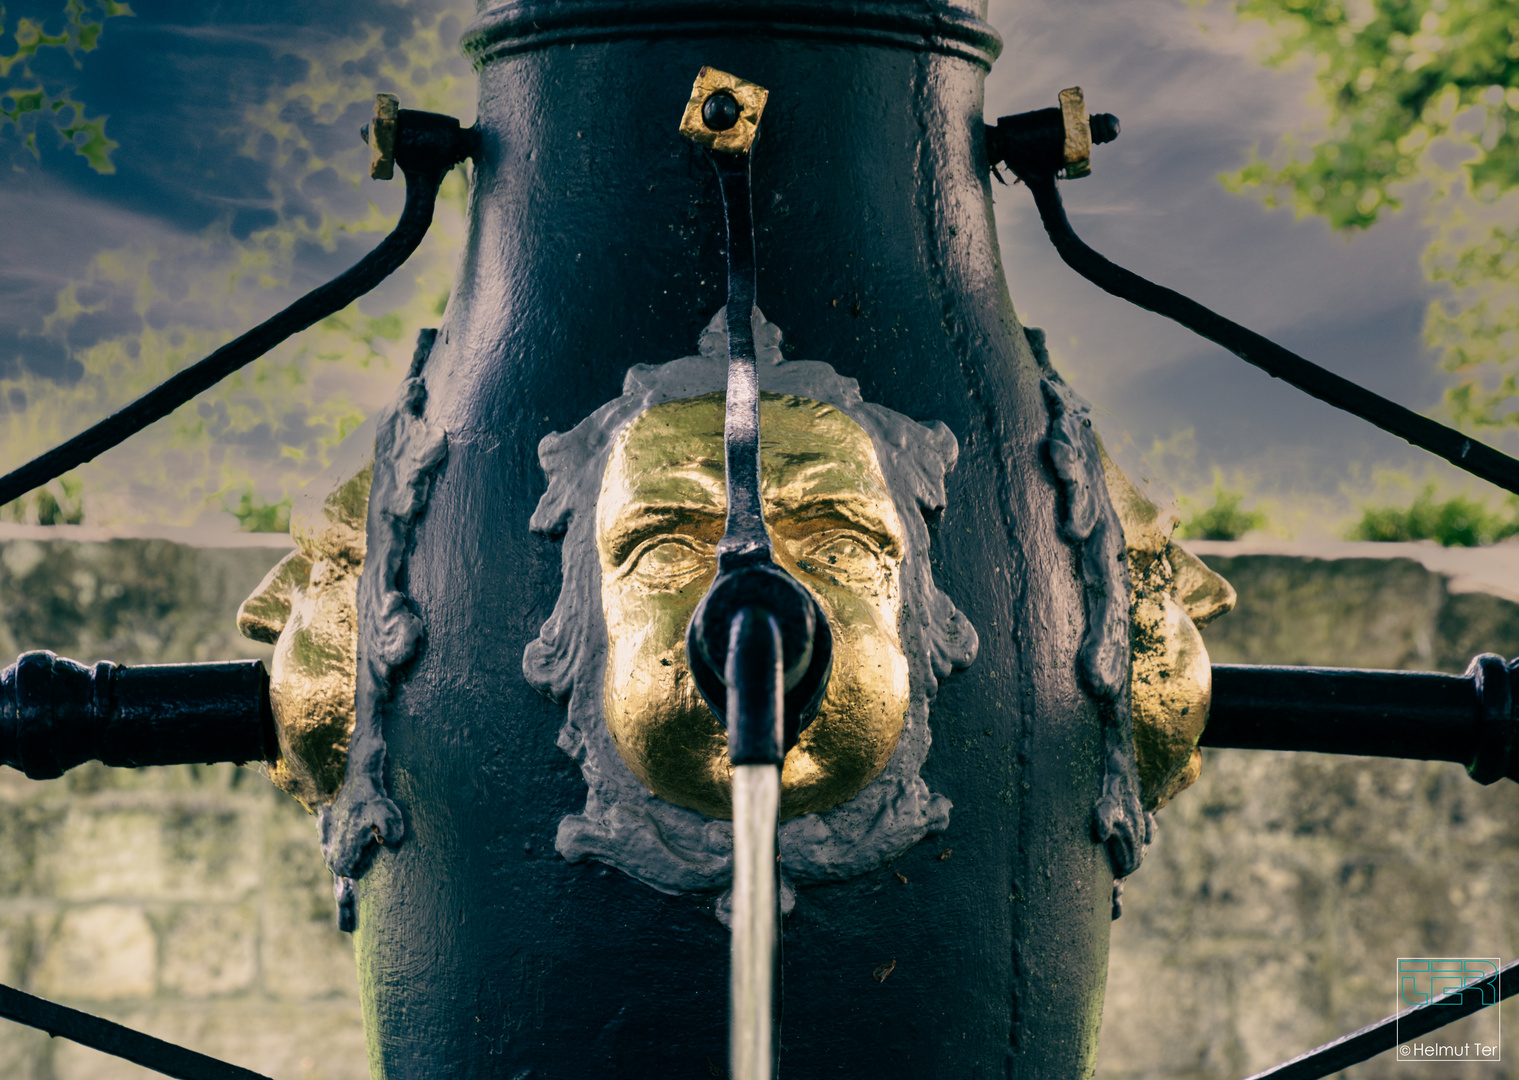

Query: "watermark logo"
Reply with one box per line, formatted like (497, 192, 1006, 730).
(1396, 958, 1502, 1063)
(1401, 959, 1500, 1007)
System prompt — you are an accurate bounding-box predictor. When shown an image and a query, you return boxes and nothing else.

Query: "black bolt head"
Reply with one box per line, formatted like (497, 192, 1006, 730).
(1090, 113, 1121, 145)
(702, 91, 741, 132)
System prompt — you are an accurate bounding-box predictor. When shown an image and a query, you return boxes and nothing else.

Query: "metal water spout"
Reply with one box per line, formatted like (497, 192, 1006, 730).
(676, 69, 834, 1080)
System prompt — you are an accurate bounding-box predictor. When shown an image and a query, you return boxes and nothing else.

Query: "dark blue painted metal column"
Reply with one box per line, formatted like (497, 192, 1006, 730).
(356, 2, 1116, 1075)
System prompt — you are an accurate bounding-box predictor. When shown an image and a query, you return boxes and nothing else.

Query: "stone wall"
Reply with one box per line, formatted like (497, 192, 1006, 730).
(2, 529, 1518, 1079)
(0, 527, 367, 1080)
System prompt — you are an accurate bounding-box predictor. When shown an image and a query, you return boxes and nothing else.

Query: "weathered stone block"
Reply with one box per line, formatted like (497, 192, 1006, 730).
(1193, 544, 1519, 671)
(34, 798, 268, 905)
(35, 808, 172, 902)
(49, 1001, 369, 1080)
(157, 903, 258, 997)
(0, 1024, 49, 1080)
(31, 906, 156, 1001)
(0, 533, 284, 667)
(1095, 944, 1238, 1079)
(0, 800, 66, 898)
(259, 799, 359, 1001)
(0, 913, 30, 986)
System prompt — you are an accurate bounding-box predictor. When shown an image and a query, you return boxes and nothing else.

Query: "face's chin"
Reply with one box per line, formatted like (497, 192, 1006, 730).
(597, 392, 911, 821)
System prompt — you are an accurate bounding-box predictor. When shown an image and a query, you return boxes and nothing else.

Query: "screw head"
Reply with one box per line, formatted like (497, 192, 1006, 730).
(702, 90, 741, 132)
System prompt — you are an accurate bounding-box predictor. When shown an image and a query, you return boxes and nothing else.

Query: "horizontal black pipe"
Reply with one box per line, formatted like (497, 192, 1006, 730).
(1, 651, 277, 780)
(1203, 656, 1518, 784)
(0, 110, 474, 509)
(0, 983, 272, 1080)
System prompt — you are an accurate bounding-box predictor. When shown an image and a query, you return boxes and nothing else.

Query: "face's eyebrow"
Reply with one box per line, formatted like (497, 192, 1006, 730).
(598, 454, 729, 568)
(599, 501, 725, 568)
(599, 393, 905, 570)
(765, 492, 904, 557)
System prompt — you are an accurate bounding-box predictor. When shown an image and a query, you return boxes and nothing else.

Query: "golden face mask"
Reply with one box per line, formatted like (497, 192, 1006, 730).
(237, 451, 371, 812)
(1101, 446, 1236, 811)
(596, 391, 910, 821)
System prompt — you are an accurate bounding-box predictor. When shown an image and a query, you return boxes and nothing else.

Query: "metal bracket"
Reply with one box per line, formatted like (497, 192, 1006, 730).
(679, 67, 769, 155)
(1058, 87, 1092, 178)
(368, 93, 399, 179)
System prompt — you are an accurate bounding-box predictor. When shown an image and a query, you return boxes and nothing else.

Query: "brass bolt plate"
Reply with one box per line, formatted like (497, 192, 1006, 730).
(1058, 86, 1092, 179)
(370, 93, 399, 180)
(680, 67, 769, 155)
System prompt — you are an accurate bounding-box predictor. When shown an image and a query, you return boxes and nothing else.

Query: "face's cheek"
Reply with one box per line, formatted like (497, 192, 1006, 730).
(775, 547, 910, 819)
(1130, 590, 1211, 812)
(601, 567, 734, 818)
(268, 564, 360, 809)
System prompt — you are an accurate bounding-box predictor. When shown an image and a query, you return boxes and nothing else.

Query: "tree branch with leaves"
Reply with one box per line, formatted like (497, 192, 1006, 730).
(1216, 0, 1519, 432)
(0, 0, 132, 173)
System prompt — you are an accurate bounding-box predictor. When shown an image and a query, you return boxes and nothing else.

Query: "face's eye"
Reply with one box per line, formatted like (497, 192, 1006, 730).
(792, 530, 888, 590)
(626, 537, 714, 591)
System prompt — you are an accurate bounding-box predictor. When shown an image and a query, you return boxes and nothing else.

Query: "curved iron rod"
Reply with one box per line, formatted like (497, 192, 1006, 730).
(1016, 169, 1519, 498)
(0, 164, 444, 509)
(1238, 957, 1519, 1080)
(705, 136, 782, 1080)
(0, 983, 273, 1080)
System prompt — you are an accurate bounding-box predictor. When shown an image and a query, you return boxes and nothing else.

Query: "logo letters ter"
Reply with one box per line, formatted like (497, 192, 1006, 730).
(1401, 959, 1500, 1006)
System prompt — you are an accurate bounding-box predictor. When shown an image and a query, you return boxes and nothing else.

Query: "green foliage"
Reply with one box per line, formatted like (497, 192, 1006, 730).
(1, 6, 473, 528)
(1221, 0, 1519, 228)
(2, 475, 85, 525)
(1216, 0, 1519, 431)
(1425, 210, 1519, 429)
(1177, 484, 1269, 540)
(1347, 484, 1519, 545)
(0, 0, 133, 173)
(221, 489, 292, 533)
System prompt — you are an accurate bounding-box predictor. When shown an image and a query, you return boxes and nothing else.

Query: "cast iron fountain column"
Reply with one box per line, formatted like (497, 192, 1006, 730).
(358, 0, 1118, 1075)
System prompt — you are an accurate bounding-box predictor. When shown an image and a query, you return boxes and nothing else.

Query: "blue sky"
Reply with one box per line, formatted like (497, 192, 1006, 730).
(0, 0, 1496, 534)
(986, 0, 1481, 537)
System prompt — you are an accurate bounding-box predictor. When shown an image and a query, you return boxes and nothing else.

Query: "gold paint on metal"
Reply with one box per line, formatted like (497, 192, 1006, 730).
(1100, 446, 1236, 811)
(597, 392, 910, 821)
(369, 93, 398, 180)
(238, 457, 372, 811)
(679, 67, 769, 155)
(1058, 86, 1092, 179)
